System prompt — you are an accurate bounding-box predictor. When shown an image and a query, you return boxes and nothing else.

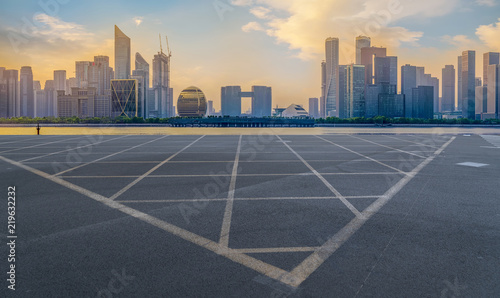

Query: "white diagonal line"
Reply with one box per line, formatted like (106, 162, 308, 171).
(0, 135, 61, 146)
(284, 136, 456, 288)
(315, 136, 408, 175)
(108, 136, 206, 201)
(231, 247, 319, 253)
(19, 135, 130, 162)
(0, 154, 299, 288)
(276, 135, 363, 218)
(53, 135, 170, 176)
(0, 136, 87, 154)
(219, 135, 243, 247)
(349, 135, 426, 159)
(383, 135, 440, 149)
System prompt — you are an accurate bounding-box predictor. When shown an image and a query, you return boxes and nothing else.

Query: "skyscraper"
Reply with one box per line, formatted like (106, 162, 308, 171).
(20, 66, 34, 117)
(4, 69, 19, 117)
(320, 61, 326, 118)
(251, 86, 272, 117)
(44, 80, 57, 117)
(134, 52, 150, 117)
(487, 64, 500, 118)
(431, 77, 439, 113)
(152, 51, 171, 118)
(401, 64, 417, 118)
(416, 67, 425, 86)
(457, 55, 462, 111)
(308, 97, 319, 118)
(355, 36, 371, 65)
(338, 65, 347, 118)
(374, 56, 397, 87)
(114, 25, 131, 80)
(483, 52, 499, 86)
(89, 55, 112, 95)
(442, 65, 455, 112)
(475, 86, 487, 118)
(111, 79, 138, 118)
(221, 86, 242, 116)
(54, 70, 67, 93)
(462, 50, 476, 119)
(345, 64, 366, 118)
(412, 86, 434, 119)
(0, 69, 7, 118)
(75, 61, 91, 88)
(325, 38, 339, 117)
(361, 47, 387, 86)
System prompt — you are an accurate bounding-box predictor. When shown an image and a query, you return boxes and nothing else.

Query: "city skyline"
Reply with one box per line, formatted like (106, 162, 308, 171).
(0, 1, 499, 112)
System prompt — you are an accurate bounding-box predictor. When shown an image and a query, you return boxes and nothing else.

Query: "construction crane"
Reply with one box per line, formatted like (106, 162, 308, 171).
(159, 34, 163, 54)
(165, 36, 172, 58)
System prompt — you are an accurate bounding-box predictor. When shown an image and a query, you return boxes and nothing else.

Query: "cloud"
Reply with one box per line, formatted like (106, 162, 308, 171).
(442, 35, 476, 48)
(237, 0, 458, 61)
(230, 0, 254, 6)
(250, 6, 273, 19)
(476, 18, 500, 50)
(475, 0, 496, 6)
(242, 21, 265, 32)
(133, 16, 144, 26)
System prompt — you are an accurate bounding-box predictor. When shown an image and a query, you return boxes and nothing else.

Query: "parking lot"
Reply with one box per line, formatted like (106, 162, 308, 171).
(1, 133, 499, 297)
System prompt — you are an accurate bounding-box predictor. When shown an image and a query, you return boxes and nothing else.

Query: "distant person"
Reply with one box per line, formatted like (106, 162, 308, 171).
(36, 123, 40, 135)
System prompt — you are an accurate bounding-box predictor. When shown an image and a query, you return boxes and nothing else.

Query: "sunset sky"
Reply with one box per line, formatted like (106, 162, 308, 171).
(0, 0, 499, 112)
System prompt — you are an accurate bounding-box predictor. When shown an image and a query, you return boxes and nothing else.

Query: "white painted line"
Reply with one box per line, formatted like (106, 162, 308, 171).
(219, 135, 243, 248)
(0, 136, 87, 154)
(315, 136, 409, 175)
(53, 135, 170, 176)
(0, 135, 61, 146)
(108, 136, 206, 201)
(283, 136, 456, 288)
(348, 135, 426, 159)
(383, 135, 441, 149)
(0, 154, 298, 288)
(277, 135, 363, 218)
(19, 135, 130, 162)
(456, 162, 489, 168)
(481, 135, 500, 148)
(117, 196, 380, 204)
(232, 247, 319, 254)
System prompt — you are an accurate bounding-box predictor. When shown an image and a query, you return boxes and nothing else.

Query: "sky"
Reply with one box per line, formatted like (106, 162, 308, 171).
(0, 0, 499, 112)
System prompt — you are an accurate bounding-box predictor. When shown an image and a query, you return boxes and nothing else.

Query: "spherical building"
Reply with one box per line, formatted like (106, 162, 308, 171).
(177, 86, 207, 117)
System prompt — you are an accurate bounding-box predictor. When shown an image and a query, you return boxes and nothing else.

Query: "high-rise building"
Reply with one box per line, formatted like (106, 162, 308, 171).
(320, 61, 326, 118)
(431, 77, 439, 113)
(462, 50, 476, 119)
(207, 100, 214, 116)
(135, 52, 150, 88)
(54, 70, 67, 93)
(325, 38, 339, 117)
(4, 69, 19, 117)
(221, 86, 242, 116)
(483, 52, 500, 86)
(365, 84, 380, 118)
(416, 67, 425, 86)
(88, 56, 112, 96)
(475, 86, 488, 118)
(129, 74, 146, 118)
(487, 64, 500, 118)
(0, 81, 7, 118)
(20, 66, 34, 117)
(401, 64, 417, 118)
(355, 36, 371, 65)
(361, 46, 387, 87)
(412, 86, 434, 119)
(475, 77, 482, 87)
(374, 56, 397, 88)
(114, 25, 131, 80)
(134, 52, 150, 117)
(111, 79, 138, 118)
(308, 97, 319, 118)
(66, 77, 78, 95)
(152, 51, 171, 118)
(75, 61, 91, 88)
(457, 55, 462, 111)
(338, 65, 347, 118)
(57, 88, 96, 118)
(345, 64, 365, 118)
(442, 65, 455, 112)
(44, 80, 57, 117)
(251, 86, 272, 117)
